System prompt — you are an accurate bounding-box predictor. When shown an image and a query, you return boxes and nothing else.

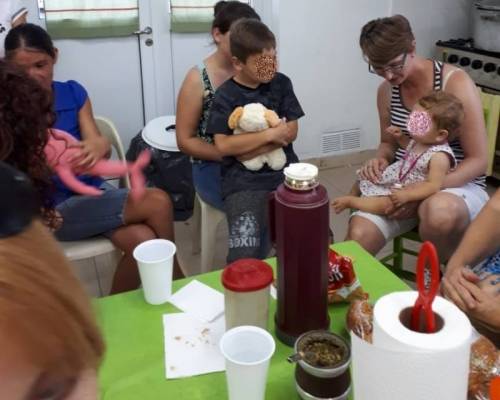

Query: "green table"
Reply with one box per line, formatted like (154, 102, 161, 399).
(97, 241, 409, 399)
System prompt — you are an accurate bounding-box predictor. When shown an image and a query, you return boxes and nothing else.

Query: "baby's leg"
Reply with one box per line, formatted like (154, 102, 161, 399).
(332, 195, 393, 215)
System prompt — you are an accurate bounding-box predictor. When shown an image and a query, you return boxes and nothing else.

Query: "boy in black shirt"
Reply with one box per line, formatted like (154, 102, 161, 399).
(206, 18, 304, 263)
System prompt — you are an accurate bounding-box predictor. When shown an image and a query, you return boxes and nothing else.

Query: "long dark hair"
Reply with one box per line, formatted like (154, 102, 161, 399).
(5, 23, 56, 58)
(212, 1, 260, 34)
(0, 60, 55, 225)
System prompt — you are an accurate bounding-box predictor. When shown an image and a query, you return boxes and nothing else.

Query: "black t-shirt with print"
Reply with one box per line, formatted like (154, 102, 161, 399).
(206, 72, 304, 198)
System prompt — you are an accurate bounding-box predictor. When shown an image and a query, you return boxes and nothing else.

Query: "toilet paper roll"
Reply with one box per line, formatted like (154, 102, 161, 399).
(352, 291, 471, 400)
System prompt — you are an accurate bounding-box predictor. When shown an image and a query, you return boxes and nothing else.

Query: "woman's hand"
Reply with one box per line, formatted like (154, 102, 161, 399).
(442, 264, 480, 310)
(358, 158, 389, 183)
(386, 200, 419, 219)
(457, 275, 500, 330)
(69, 135, 110, 170)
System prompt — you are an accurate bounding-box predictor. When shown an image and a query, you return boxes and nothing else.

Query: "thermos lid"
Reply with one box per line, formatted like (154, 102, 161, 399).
(284, 163, 319, 190)
(222, 259, 274, 292)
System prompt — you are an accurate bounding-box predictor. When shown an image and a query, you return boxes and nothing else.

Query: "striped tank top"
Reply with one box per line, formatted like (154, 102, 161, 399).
(390, 60, 486, 188)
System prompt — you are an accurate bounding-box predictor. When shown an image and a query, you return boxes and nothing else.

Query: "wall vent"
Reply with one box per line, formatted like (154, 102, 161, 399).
(321, 128, 361, 155)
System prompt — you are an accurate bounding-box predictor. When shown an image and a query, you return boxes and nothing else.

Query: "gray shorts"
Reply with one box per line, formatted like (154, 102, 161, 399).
(55, 182, 129, 241)
(224, 190, 271, 263)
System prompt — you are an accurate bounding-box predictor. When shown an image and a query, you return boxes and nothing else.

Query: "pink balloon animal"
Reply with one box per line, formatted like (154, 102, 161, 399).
(45, 129, 150, 201)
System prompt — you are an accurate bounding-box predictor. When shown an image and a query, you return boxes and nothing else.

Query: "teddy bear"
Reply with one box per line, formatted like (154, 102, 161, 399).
(228, 103, 287, 171)
(45, 129, 150, 201)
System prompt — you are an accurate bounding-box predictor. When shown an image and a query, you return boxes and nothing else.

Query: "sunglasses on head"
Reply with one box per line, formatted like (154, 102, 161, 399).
(0, 162, 39, 238)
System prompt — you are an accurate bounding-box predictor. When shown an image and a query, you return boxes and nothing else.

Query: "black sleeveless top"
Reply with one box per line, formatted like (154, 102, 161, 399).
(192, 63, 215, 162)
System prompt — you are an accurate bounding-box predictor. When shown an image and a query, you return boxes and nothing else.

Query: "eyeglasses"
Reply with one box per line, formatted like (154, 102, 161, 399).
(368, 53, 408, 75)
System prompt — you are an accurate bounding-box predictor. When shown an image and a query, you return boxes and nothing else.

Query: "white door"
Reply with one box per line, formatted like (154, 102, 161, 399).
(22, 0, 271, 148)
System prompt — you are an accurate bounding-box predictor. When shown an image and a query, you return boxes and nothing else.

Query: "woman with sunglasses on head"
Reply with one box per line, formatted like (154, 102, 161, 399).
(0, 161, 104, 399)
(347, 16, 488, 271)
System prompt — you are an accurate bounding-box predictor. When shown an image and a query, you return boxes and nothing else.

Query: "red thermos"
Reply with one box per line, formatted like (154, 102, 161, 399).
(269, 163, 330, 346)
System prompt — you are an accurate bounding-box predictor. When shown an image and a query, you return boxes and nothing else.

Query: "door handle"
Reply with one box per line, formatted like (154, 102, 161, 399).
(133, 26, 153, 35)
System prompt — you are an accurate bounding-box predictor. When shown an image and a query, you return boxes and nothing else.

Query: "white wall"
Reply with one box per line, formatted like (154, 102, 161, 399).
(392, 0, 472, 59)
(276, 0, 471, 159)
(19, 0, 471, 157)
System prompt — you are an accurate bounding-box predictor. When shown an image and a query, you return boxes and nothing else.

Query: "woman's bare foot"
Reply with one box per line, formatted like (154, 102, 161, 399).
(332, 196, 354, 214)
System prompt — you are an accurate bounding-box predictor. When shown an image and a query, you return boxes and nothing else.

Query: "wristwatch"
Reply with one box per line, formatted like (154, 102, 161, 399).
(0, 162, 39, 238)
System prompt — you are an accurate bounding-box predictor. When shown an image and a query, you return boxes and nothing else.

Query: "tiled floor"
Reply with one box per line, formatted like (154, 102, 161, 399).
(174, 163, 399, 277)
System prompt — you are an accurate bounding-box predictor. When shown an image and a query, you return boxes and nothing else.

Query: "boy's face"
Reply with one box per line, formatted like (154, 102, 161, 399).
(235, 48, 277, 84)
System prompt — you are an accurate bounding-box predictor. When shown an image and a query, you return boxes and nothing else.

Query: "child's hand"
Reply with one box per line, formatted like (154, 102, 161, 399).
(386, 125, 403, 139)
(267, 118, 289, 146)
(390, 188, 409, 208)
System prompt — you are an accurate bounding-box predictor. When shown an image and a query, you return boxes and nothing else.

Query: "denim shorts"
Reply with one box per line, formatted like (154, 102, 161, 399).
(55, 182, 129, 241)
(192, 160, 224, 211)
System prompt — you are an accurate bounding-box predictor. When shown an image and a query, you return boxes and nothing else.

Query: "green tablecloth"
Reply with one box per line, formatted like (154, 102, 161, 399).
(97, 241, 409, 399)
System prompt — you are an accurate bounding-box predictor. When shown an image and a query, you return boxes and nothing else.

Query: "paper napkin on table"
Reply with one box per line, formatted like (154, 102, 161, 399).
(168, 280, 224, 322)
(163, 312, 225, 379)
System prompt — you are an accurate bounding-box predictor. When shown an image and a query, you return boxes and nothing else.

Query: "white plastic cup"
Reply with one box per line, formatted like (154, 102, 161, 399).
(220, 326, 276, 400)
(133, 239, 176, 305)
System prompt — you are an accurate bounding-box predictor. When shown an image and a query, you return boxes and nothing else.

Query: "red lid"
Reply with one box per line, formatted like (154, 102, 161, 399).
(222, 259, 274, 292)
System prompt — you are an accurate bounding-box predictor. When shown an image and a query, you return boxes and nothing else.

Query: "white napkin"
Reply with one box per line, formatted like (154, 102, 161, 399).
(168, 280, 224, 322)
(163, 313, 225, 379)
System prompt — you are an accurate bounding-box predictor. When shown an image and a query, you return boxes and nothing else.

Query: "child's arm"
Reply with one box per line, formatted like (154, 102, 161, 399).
(214, 120, 290, 157)
(395, 135, 410, 149)
(390, 152, 451, 207)
(237, 120, 298, 161)
(386, 126, 410, 149)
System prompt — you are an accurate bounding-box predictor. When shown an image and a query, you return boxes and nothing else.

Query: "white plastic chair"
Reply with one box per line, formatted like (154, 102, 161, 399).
(191, 193, 227, 273)
(59, 116, 128, 296)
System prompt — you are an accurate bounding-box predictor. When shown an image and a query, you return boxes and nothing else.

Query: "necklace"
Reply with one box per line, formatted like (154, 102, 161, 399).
(399, 142, 428, 183)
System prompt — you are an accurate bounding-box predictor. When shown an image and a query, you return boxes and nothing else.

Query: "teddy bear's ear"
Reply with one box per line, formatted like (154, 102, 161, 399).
(264, 110, 281, 128)
(228, 107, 244, 129)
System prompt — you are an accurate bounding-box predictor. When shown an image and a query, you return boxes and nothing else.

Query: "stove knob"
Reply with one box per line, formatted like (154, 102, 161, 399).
(484, 62, 496, 73)
(471, 60, 483, 70)
(447, 54, 459, 64)
(459, 57, 471, 67)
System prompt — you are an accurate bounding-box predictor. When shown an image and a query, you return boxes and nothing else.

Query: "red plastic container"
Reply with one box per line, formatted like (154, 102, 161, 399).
(222, 259, 274, 330)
